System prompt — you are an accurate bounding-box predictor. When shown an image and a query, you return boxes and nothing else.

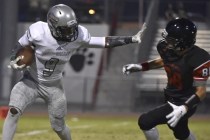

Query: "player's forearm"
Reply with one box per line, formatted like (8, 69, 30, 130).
(105, 36, 134, 48)
(184, 86, 206, 111)
(139, 58, 163, 71)
(147, 58, 164, 69)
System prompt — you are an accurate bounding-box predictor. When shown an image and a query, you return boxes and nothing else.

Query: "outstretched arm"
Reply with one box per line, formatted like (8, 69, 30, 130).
(88, 23, 146, 48)
(122, 58, 164, 75)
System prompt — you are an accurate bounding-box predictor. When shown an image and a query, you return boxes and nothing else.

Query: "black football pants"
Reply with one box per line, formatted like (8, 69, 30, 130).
(138, 103, 196, 140)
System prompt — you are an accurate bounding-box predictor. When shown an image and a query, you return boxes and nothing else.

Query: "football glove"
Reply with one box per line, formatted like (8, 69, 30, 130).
(122, 64, 142, 75)
(8, 55, 26, 70)
(132, 23, 147, 43)
(166, 102, 187, 127)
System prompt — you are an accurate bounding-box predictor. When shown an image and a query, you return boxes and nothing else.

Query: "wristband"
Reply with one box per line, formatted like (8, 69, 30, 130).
(141, 62, 149, 71)
(184, 94, 200, 110)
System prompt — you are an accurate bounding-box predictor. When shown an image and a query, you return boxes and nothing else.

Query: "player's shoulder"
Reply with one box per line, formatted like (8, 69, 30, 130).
(189, 45, 210, 58)
(187, 45, 210, 67)
(29, 21, 47, 32)
(78, 25, 88, 32)
(28, 21, 48, 41)
(77, 25, 91, 42)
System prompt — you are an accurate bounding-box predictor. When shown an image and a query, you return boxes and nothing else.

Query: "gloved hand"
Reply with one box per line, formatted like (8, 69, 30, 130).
(122, 64, 142, 75)
(132, 23, 147, 43)
(8, 55, 26, 70)
(166, 102, 187, 127)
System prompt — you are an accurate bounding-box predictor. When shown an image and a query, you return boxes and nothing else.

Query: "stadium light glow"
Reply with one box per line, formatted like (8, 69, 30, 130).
(89, 9, 95, 15)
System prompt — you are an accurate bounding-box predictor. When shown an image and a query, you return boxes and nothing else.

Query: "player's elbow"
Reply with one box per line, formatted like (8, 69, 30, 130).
(196, 86, 207, 101)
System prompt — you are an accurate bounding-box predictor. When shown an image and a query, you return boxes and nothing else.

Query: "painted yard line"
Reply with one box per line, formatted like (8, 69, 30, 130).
(0, 124, 95, 138)
(0, 122, 132, 137)
(112, 121, 130, 127)
(0, 130, 48, 138)
(17, 130, 49, 136)
(71, 124, 96, 129)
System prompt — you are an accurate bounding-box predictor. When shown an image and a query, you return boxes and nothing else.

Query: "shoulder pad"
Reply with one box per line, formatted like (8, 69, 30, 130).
(27, 21, 45, 42)
(77, 25, 91, 43)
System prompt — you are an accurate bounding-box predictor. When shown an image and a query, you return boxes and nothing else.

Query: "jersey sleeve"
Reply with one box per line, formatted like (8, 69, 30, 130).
(18, 21, 44, 46)
(193, 60, 210, 85)
(189, 48, 210, 86)
(77, 25, 91, 44)
(88, 37, 106, 48)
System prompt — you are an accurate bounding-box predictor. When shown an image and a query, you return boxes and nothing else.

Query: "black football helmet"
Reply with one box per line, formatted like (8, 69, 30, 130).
(162, 18, 197, 52)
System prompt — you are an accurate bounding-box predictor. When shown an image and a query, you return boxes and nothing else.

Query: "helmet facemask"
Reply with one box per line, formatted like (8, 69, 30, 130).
(160, 30, 187, 62)
(54, 21, 78, 42)
(162, 29, 194, 58)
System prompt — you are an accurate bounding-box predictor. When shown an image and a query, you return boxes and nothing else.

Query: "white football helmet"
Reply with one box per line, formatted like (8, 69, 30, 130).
(47, 4, 78, 42)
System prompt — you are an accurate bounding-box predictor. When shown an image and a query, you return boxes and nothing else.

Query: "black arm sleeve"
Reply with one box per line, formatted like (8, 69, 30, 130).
(184, 94, 200, 110)
(105, 36, 133, 48)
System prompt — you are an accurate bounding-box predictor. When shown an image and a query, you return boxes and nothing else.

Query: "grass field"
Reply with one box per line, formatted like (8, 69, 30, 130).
(0, 113, 209, 140)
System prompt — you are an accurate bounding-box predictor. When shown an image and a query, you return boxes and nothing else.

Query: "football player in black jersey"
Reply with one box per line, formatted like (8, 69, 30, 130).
(123, 18, 210, 140)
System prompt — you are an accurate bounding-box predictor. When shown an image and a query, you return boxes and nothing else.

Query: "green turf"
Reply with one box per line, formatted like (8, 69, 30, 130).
(0, 113, 209, 140)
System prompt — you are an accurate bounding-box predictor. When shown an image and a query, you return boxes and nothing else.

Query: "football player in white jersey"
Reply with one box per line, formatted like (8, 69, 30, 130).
(2, 4, 146, 140)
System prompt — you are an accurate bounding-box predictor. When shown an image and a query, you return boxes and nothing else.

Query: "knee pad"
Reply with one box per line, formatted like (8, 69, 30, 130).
(173, 129, 189, 140)
(50, 116, 65, 132)
(138, 114, 154, 130)
(171, 121, 190, 140)
(9, 107, 21, 116)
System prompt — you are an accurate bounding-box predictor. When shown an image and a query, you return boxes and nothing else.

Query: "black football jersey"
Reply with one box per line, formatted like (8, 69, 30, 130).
(157, 40, 210, 100)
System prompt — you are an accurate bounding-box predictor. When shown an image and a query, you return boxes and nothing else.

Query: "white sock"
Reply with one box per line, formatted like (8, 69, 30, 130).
(143, 127, 159, 140)
(2, 110, 21, 140)
(56, 125, 71, 140)
(185, 132, 196, 140)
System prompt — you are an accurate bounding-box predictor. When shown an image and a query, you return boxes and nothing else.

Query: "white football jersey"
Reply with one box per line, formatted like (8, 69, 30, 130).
(18, 21, 91, 82)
